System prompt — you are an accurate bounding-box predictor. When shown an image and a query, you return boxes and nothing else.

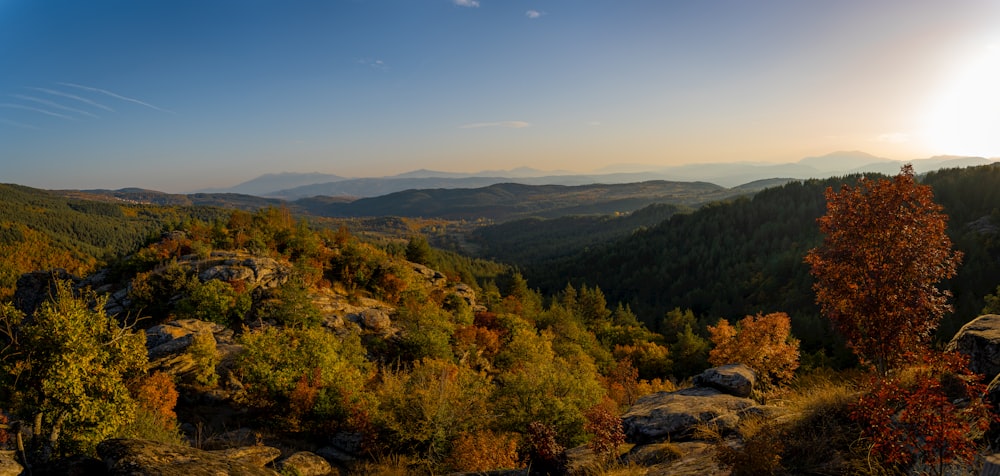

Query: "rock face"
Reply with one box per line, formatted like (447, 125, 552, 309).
(946, 314, 1000, 380)
(97, 439, 279, 475)
(693, 364, 756, 398)
(622, 386, 757, 443)
(198, 254, 291, 291)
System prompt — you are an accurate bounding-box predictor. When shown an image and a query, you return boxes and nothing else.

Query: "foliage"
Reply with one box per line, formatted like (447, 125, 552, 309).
(257, 277, 323, 328)
(0, 281, 147, 457)
(187, 331, 220, 386)
(492, 325, 605, 446)
(176, 278, 252, 327)
(583, 404, 625, 462)
(374, 358, 493, 463)
(707, 312, 800, 389)
(850, 352, 993, 475)
(404, 235, 432, 265)
(806, 165, 962, 374)
(235, 326, 372, 430)
(444, 430, 520, 472)
(125, 371, 186, 445)
(525, 421, 568, 476)
(984, 285, 1000, 314)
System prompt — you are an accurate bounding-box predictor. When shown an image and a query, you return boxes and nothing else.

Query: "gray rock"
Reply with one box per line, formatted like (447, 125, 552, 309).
(97, 438, 279, 475)
(622, 387, 757, 443)
(277, 451, 334, 476)
(694, 364, 756, 397)
(359, 308, 391, 332)
(946, 314, 1000, 380)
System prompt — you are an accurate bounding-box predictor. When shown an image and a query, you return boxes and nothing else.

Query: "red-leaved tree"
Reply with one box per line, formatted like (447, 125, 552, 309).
(804, 165, 961, 375)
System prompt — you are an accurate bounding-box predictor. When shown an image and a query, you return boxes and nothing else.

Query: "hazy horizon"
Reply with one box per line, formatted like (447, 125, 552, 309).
(3, 1, 1000, 193)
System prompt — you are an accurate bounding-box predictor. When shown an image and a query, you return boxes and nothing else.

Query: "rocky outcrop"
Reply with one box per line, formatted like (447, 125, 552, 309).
(622, 386, 757, 443)
(276, 451, 334, 476)
(198, 253, 291, 290)
(946, 314, 1000, 380)
(410, 263, 447, 286)
(97, 439, 280, 475)
(693, 364, 756, 398)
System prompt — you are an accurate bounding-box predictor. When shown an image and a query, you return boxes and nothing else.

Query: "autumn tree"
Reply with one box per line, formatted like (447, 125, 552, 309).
(805, 165, 962, 374)
(707, 312, 800, 389)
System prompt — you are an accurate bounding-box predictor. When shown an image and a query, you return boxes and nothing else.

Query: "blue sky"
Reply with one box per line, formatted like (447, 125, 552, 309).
(2, 0, 999, 192)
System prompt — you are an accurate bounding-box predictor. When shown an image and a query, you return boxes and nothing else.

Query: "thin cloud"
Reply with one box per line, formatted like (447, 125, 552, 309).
(57, 82, 173, 114)
(526, 10, 543, 19)
(12, 94, 99, 118)
(459, 121, 531, 129)
(0, 103, 75, 120)
(0, 118, 40, 130)
(454, 0, 480, 7)
(28, 87, 114, 112)
(358, 58, 388, 70)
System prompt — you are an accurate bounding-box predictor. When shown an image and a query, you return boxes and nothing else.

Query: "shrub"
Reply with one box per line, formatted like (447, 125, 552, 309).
(445, 430, 520, 472)
(850, 352, 993, 475)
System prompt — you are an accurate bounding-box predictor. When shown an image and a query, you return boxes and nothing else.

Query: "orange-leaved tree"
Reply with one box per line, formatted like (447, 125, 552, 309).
(804, 165, 961, 375)
(707, 312, 800, 389)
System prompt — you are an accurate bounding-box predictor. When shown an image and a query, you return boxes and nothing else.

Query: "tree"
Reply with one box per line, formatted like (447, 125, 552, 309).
(707, 312, 800, 389)
(0, 282, 147, 457)
(405, 235, 433, 265)
(805, 165, 961, 374)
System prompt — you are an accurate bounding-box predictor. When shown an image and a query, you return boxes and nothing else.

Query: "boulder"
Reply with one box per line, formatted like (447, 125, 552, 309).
(359, 308, 391, 332)
(622, 386, 757, 443)
(946, 314, 1000, 380)
(410, 263, 447, 286)
(693, 364, 756, 398)
(97, 438, 279, 475)
(277, 451, 334, 476)
(0, 451, 22, 476)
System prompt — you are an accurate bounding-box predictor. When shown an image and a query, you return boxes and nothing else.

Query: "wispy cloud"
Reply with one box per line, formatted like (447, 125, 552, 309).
(358, 58, 388, 71)
(0, 103, 75, 120)
(459, 121, 531, 129)
(454, 0, 479, 7)
(526, 10, 543, 19)
(0, 118, 40, 130)
(28, 87, 114, 112)
(12, 94, 99, 118)
(57, 82, 173, 114)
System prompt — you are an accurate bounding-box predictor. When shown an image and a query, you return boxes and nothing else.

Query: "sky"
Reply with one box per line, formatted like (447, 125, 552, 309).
(2, 0, 1000, 192)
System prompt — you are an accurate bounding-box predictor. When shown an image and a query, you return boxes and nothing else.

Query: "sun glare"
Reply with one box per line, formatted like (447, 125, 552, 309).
(923, 43, 1000, 158)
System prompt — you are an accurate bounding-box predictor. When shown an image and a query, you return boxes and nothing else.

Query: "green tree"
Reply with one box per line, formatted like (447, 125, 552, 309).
(0, 282, 147, 457)
(176, 279, 252, 327)
(805, 165, 962, 374)
(405, 235, 433, 265)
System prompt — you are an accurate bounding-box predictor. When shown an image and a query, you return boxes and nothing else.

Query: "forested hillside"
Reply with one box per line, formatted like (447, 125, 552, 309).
(518, 164, 1000, 355)
(0, 183, 233, 298)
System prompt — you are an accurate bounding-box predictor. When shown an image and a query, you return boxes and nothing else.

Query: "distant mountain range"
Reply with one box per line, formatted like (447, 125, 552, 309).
(203, 152, 995, 199)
